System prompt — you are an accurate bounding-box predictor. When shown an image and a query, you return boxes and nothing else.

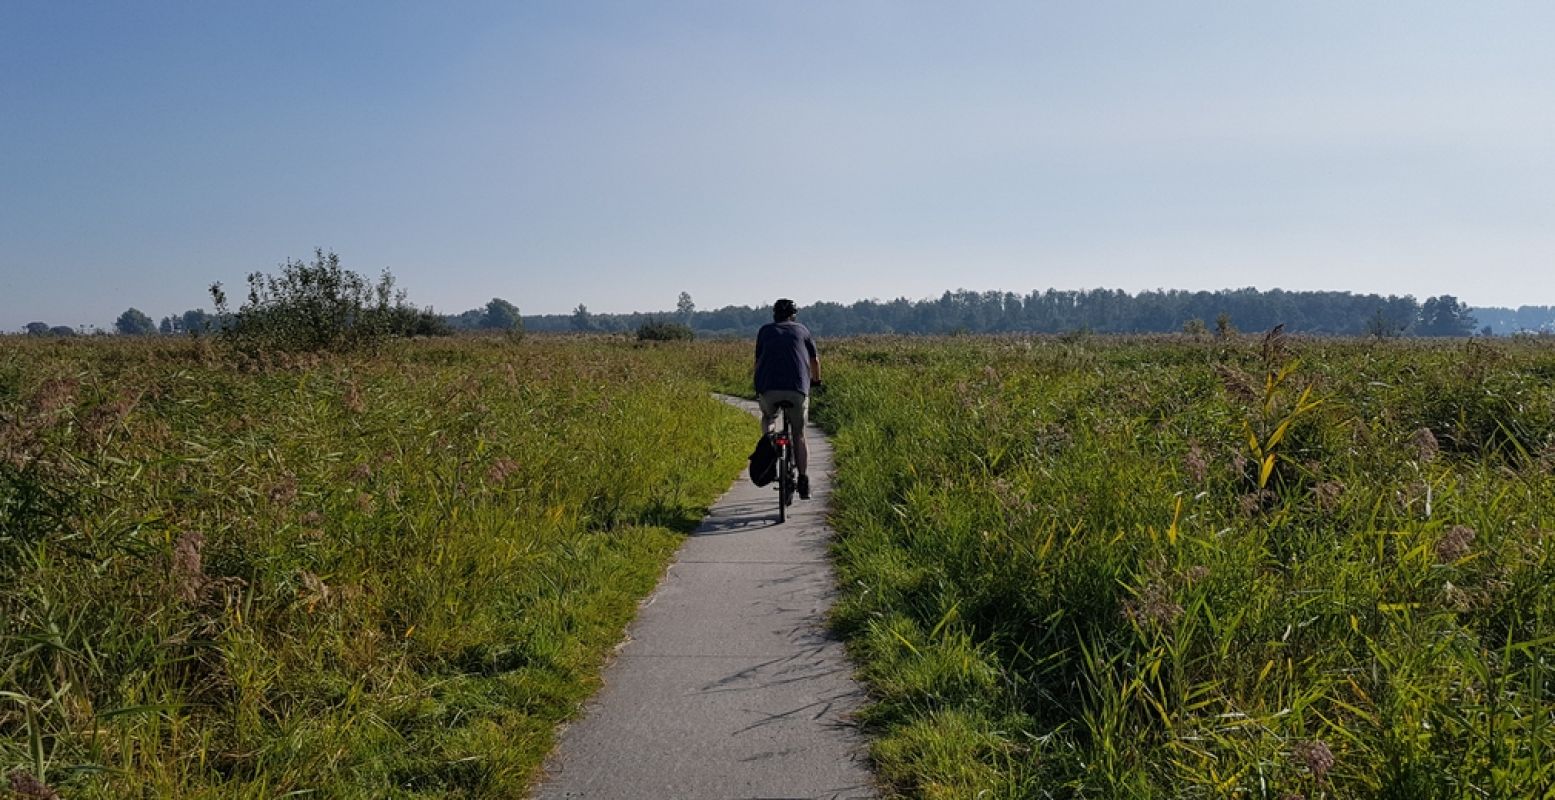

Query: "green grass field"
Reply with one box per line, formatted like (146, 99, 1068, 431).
(6, 333, 1554, 799)
(815, 335, 1555, 799)
(0, 336, 751, 798)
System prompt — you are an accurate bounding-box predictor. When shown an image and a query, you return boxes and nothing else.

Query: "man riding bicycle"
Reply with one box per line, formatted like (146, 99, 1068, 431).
(755, 298, 820, 500)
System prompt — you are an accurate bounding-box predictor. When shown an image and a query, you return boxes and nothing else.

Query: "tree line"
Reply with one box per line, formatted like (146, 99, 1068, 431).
(525, 288, 1545, 338)
(14, 252, 1555, 340)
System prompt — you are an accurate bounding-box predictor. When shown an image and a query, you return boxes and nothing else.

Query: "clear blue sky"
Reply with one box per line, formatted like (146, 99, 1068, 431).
(4, 1, 1553, 330)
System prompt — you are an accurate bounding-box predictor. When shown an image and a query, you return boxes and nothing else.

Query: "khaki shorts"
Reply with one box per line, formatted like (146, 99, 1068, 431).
(757, 390, 808, 435)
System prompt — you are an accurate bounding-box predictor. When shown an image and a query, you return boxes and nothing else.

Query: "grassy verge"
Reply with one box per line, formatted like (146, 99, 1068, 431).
(0, 336, 751, 798)
(816, 335, 1555, 799)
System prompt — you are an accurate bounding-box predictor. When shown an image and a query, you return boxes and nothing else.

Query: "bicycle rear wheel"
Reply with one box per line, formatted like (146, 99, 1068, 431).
(777, 460, 788, 522)
(777, 419, 794, 522)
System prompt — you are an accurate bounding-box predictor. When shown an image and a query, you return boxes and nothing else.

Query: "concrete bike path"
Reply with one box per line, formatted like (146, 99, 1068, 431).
(533, 396, 877, 800)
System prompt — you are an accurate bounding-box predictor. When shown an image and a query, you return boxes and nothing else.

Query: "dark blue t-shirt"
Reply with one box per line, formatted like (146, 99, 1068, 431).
(754, 321, 817, 395)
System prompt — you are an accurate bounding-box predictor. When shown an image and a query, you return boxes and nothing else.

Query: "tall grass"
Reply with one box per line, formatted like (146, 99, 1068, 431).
(817, 335, 1555, 799)
(0, 336, 751, 797)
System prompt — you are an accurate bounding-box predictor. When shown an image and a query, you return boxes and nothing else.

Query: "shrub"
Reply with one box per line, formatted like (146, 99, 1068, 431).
(211, 249, 439, 353)
(636, 318, 694, 342)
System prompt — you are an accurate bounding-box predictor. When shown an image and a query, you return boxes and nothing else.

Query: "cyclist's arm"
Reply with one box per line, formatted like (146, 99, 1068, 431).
(809, 355, 821, 384)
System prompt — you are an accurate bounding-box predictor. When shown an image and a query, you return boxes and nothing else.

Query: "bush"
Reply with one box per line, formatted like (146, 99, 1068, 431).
(211, 249, 441, 352)
(636, 318, 694, 342)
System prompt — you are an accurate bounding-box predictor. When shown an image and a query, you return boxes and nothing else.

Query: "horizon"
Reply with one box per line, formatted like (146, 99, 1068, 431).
(5, 2, 1553, 330)
(11, 279, 1546, 335)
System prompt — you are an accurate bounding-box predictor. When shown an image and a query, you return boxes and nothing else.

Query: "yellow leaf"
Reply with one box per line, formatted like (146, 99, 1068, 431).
(1167, 496, 1183, 545)
(1266, 418, 1294, 451)
(1035, 527, 1057, 561)
(1216, 764, 1250, 792)
(1258, 454, 1276, 488)
(1295, 384, 1315, 410)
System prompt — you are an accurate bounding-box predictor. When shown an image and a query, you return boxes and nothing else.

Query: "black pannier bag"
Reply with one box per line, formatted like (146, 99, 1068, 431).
(748, 432, 779, 487)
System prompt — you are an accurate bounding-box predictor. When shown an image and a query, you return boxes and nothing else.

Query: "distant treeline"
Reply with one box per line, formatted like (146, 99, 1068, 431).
(19, 287, 1555, 339)
(514, 289, 1555, 338)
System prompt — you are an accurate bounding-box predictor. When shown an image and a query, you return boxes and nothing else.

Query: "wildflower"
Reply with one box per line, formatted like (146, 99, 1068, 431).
(1184, 441, 1209, 483)
(1435, 525, 1475, 563)
(355, 492, 376, 513)
(1122, 557, 1184, 626)
(299, 570, 331, 612)
(1261, 323, 1289, 366)
(1312, 481, 1344, 511)
(1442, 581, 1483, 611)
(1411, 427, 1440, 463)
(7, 770, 60, 800)
(990, 478, 1035, 517)
(28, 378, 78, 416)
(172, 530, 207, 603)
(1214, 364, 1258, 404)
(486, 457, 520, 485)
(953, 381, 975, 410)
(1292, 739, 1334, 783)
(342, 382, 365, 414)
(172, 530, 247, 606)
(349, 462, 373, 482)
(268, 474, 299, 506)
(1238, 490, 1275, 516)
(82, 389, 139, 437)
(1396, 480, 1430, 513)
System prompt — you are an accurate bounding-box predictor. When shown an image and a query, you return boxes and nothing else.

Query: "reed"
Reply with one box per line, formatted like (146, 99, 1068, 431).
(0, 335, 751, 798)
(817, 335, 1555, 798)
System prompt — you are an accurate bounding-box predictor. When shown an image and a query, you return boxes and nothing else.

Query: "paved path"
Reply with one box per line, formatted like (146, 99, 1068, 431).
(533, 396, 877, 800)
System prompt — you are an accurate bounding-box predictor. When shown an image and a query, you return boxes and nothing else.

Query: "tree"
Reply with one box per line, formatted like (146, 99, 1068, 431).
(483, 298, 521, 331)
(1214, 313, 1235, 338)
(676, 291, 695, 323)
(181, 309, 212, 335)
(159, 316, 176, 335)
(1417, 295, 1476, 337)
(1366, 307, 1406, 338)
(25, 322, 49, 336)
(571, 303, 595, 332)
(49, 326, 77, 337)
(115, 308, 156, 336)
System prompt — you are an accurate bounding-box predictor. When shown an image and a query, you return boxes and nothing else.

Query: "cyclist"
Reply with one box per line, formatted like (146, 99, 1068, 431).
(754, 298, 820, 500)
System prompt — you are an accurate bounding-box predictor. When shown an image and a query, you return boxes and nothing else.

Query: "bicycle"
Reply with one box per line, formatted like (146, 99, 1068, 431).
(772, 401, 797, 523)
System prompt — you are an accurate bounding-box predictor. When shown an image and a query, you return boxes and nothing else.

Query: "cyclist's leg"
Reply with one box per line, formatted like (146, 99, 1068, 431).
(781, 391, 809, 476)
(756, 392, 781, 435)
(787, 393, 811, 499)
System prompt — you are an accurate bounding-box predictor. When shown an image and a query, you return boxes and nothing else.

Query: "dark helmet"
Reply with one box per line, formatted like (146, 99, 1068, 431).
(773, 298, 798, 322)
